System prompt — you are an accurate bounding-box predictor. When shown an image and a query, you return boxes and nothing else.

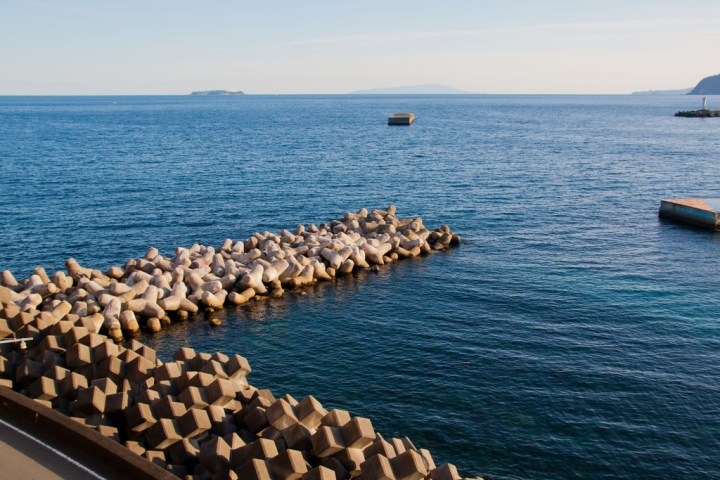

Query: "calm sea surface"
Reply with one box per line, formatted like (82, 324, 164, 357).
(1, 94, 720, 479)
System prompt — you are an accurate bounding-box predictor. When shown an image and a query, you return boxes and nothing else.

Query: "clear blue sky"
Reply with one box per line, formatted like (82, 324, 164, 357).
(1, 0, 719, 94)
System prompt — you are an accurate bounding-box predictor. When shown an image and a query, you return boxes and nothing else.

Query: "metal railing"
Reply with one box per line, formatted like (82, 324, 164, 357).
(0, 337, 32, 350)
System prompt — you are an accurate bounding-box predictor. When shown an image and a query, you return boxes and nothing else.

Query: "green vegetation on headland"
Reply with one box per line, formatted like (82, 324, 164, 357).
(688, 74, 720, 95)
(190, 90, 245, 95)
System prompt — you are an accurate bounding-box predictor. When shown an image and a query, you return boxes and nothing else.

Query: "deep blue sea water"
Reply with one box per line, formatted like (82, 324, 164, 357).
(1, 94, 720, 479)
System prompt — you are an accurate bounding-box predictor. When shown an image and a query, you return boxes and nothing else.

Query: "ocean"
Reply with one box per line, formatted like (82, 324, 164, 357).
(1, 94, 719, 479)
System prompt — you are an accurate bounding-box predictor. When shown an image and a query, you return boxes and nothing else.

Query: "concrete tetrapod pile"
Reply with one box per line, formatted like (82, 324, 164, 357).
(0, 207, 476, 479)
(0, 206, 460, 340)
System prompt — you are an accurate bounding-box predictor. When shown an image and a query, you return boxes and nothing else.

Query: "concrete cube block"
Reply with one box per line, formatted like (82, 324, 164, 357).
(150, 380, 177, 398)
(244, 407, 269, 433)
(178, 407, 212, 438)
(65, 343, 93, 370)
(419, 449, 436, 471)
(62, 327, 88, 348)
(363, 439, 396, 460)
(236, 388, 256, 405)
(321, 410, 351, 428)
(153, 362, 181, 382)
(230, 438, 278, 470)
(0, 355, 15, 378)
(267, 399, 298, 431)
(212, 418, 239, 437)
(90, 377, 118, 395)
(97, 425, 120, 443)
(75, 386, 106, 415)
(189, 352, 212, 371)
(117, 348, 139, 364)
(390, 450, 428, 480)
(167, 437, 200, 465)
(340, 417, 375, 450)
(28, 376, 58, 401)
(43, 365, 70, 381)
(235, 458, 272, 480)
(281, 423, 313, 451)
(200, 360, 228, 379)
(105, 392, 133, 414)
(9, 311, 35, 332)
(188, 371, 215, 389)
(144, 450, 167, 468)
(235, 396, 273, 425)
(125, 402, 157, 432)
(311, 426, 345, 458)
(322, 458, 350, 480)
(154, 395, 187, 420)
(429, 464, 460, 480)
(58, 372, 88, 400)
(91, 341, 119, 364)
(97, 356, 126, 385)
(0, 378, 13, 389)
(125, 440, 146, 456)
(400, 437, 416, 452)
(210, 352, 229, 364)
(78, 333, 106, 349)
(146, 418, 182, 450)
(134, 388, 162, 406)
(390, 439, 406, 455)
(174, 371, 197, 393)
(172, 347, 196, 362)
(126, 356, 155, 384)
(200, 436, 232, 473)
(295, 395, 328, 429)
(206, 378, 234, 406)
(360, 454, 396, 480)
(136, 345, 156, 363)
(268, 449, 308, 480)
(332, 448, 364, 477)
(223, 432, 246, 449)
(251, 389, 276, 404)
(280, 394, 298, 407)
(38, 335, 65, 354)
(179, 386, 209, 410)
(0, 319, 11, 339)
(225, 354, 251, 380)
(301, 466, 336, 480)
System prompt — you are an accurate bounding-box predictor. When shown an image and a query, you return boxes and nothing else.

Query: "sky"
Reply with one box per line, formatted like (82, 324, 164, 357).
(1, 0, 719, 95)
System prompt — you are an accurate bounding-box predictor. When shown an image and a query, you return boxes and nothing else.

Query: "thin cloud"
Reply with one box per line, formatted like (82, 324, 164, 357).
(282, 18, 705, 47)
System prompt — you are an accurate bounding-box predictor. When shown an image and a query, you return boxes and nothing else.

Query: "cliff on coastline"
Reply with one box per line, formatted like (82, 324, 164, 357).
(688, 74, 720, 95)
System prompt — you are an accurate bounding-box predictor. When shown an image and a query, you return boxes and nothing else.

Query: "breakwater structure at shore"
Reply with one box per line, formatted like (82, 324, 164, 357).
(0, 207, 475, 480)
(659, 198, 720, 230)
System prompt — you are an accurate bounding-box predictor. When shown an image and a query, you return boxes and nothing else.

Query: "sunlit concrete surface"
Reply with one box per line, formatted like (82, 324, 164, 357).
(0, 413, 121, 480)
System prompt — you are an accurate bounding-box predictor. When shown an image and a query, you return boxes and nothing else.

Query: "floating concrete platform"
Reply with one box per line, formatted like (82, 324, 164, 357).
(388, 113, 415, 125)
(659, 198, 720, 229)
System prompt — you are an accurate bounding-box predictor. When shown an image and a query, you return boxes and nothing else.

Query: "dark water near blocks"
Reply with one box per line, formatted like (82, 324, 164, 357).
(2, 94, 720, 479)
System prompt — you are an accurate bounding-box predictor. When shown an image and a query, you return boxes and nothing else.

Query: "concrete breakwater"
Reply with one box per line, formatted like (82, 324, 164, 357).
(0, 207, 473, 479)
(0, 206, 459, 340)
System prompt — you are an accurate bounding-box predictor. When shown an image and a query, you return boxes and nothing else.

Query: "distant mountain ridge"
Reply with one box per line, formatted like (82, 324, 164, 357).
(350, 83, 475, 94)
(631, 88, 692, 95)
(688, 74, 720, 95)
(191, 90, 244, 95)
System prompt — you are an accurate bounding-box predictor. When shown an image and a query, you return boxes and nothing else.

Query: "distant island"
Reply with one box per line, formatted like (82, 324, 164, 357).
(190, 90, 244, 95)
(688, 74, 720, 95)
(631, 88, 692, 95)
(350, 83, 476, 94)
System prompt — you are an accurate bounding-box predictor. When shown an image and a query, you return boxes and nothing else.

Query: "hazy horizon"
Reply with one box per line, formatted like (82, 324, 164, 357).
(1, 1, 719, 95)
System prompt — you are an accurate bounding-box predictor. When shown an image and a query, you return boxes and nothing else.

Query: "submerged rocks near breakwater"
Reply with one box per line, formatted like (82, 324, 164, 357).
(0, 207, 475, 480)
